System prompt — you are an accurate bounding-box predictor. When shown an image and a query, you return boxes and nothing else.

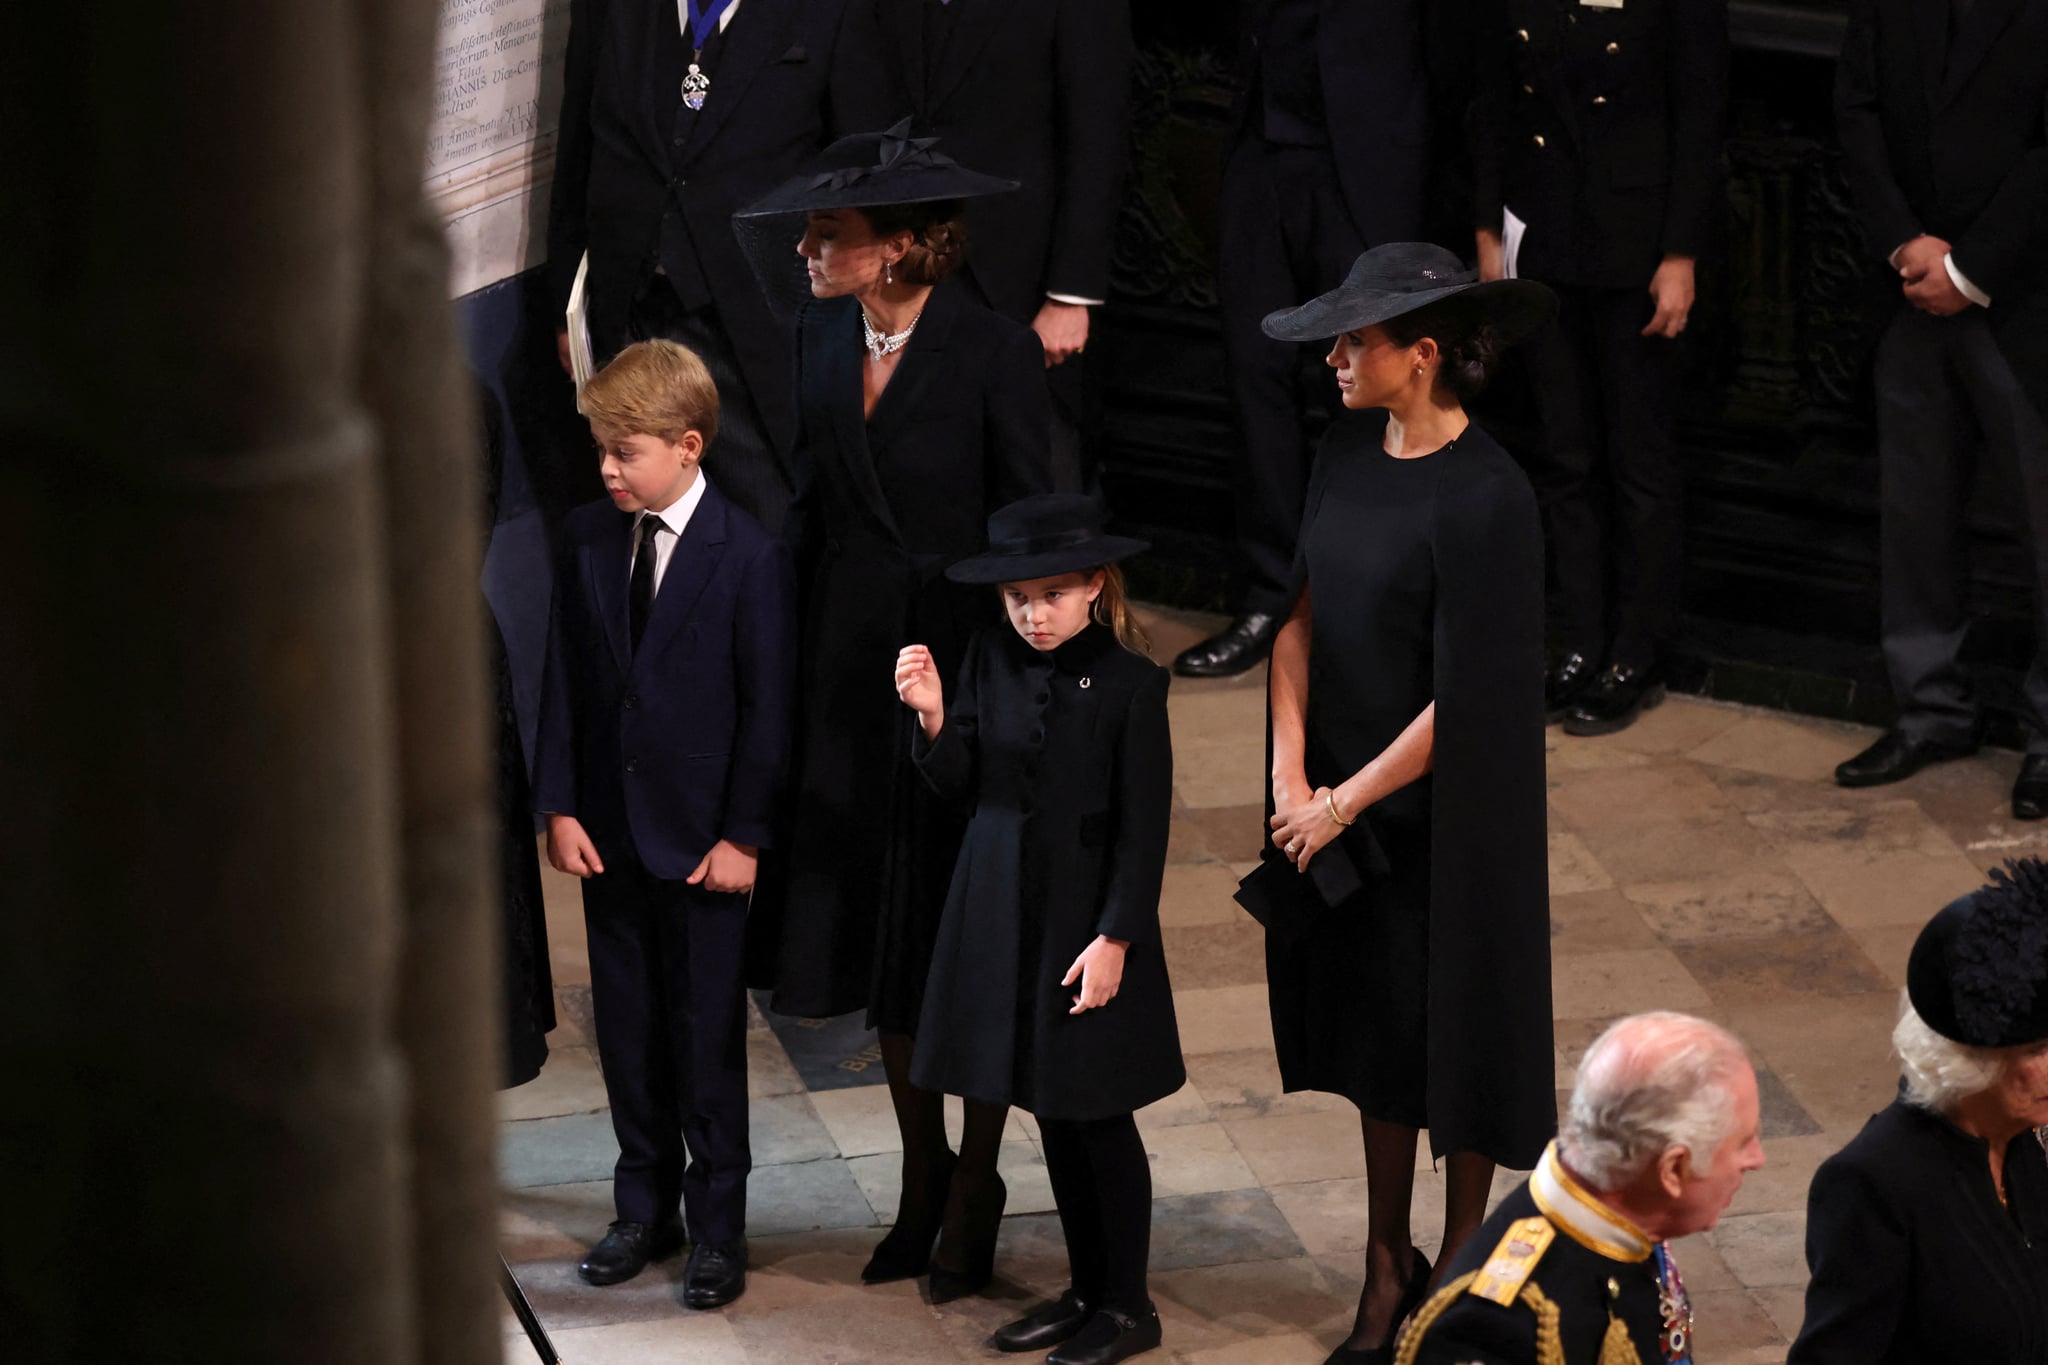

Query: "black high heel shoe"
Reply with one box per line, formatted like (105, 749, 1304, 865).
(862, 1149, 959, 1284)
(928, 1170, 1008, 1303)
(1322, 1247, 1434, 1365)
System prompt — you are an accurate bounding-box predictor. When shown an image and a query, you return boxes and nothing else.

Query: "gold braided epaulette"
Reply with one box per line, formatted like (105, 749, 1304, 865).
(1393, 1270, 1625, 1365)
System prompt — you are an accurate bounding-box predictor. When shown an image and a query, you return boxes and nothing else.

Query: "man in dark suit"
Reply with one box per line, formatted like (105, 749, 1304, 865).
(869, 0, 1133, 492)
(548, 0, 893, 533)
(1469, 0, 1728, 735)
(1830, 0, 2048, 817)
(533, 342, 796, 1303)
(1174, 0, 1440, 679)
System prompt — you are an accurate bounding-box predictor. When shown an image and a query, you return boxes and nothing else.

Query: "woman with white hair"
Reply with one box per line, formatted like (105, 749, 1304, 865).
(1789, 858, 2048, 1364)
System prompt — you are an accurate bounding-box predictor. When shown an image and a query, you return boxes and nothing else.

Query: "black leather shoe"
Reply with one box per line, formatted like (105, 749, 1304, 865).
(1322, 1247, 1433, 1365)
(1173, 612, 1280, 679)
(1834, 728, 1978, 789)
(1560, 663, 1667, 737)
(928, 1171, 1007, 1303)
(682, 1238, 747, 1309)
(578, 1218, 685, 1286)
(992, 1289, 1095, 1352)
(2014, 755, 2048, 820)
(1544, 652, 1599, 723)
(1047, 1307, 1163, 1365)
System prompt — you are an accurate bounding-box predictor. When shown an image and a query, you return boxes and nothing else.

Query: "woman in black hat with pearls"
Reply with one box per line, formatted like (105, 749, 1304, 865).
(1790, 858, 2048, 1364)
(895, 494, 1180, 1365)
(1254, 243, 1558, 1364)
(736, 124, 1054, 1299)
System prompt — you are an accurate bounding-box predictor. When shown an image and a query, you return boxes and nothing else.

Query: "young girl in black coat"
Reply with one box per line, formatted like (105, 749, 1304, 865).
(894, 494, 1182, 1365)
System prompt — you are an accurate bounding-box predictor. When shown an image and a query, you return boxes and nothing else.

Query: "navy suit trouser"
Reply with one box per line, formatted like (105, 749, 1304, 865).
(582, 843, 752, 1243)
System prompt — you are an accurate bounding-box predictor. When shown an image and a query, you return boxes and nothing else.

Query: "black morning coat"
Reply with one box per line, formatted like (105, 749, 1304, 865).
(909, 624, 1184, 1122)
(1226, 0, 1442, 248)
(547, 0, 895, 451)
(1789, 1097, 2048, 1364)
(1468, 0, 1729, 288)
(748, 285, 1053, 1020)
(1836, 0, 2048, 421)
(868, 0, 1134, 320)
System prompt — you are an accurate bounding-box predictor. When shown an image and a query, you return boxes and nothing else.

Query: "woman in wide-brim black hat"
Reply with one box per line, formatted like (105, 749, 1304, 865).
(1252, 242, 1559, 1364)
(736, 123, 1056, 1302)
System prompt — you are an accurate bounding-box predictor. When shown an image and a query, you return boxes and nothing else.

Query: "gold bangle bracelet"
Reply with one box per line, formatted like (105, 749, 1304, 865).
(1326, 789, 1353, 826)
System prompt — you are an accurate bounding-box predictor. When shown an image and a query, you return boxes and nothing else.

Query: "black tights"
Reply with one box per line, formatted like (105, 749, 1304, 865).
(1038, 1113, 1152, 1315)
(879, 1034, 1006, 1241)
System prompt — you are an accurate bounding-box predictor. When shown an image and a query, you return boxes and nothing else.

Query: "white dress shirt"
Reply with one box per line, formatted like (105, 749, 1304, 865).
(630, 472, 711, 595)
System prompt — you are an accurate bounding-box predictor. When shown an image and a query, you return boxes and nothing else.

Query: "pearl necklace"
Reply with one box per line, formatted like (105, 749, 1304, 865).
(861, 307, 921, 363)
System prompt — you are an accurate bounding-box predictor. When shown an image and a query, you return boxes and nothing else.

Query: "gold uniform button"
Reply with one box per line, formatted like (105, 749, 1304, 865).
(1533, 134, 1546, 147)
(1522, 82, 1535, 93)
(1516, 27, 1530, 40)
(1606, 40, 1621, 52)
(1592, 95, 1608, 105)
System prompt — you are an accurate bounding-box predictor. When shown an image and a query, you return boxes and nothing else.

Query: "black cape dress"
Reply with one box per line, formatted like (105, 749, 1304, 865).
(750, 285, 1053, 1027)
(1265, 411, 1554, 1168)
(910, 624, 1184, 1121)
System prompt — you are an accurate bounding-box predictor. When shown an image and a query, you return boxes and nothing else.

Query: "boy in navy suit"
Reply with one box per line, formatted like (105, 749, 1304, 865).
(534, 340, 795, 1306)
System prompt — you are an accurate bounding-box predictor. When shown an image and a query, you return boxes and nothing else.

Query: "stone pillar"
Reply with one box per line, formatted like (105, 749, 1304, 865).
(0, 1, 496, 1361)
(357, 0, 503, 1361)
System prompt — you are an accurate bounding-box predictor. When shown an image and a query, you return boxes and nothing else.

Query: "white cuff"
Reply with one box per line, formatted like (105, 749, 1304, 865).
(1046, 292, 1102, 307)
(1944, 253, 1991, 308)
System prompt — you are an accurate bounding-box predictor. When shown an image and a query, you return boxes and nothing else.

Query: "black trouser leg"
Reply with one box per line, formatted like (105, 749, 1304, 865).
(1217, 143, 1364, 616)
(582, 849, 752, 1243)
(1875, 309, 1981, 744)
(629, 284, 794, 535)
(1954, 318, 2048, 755)
(1039, 1114, 1153, 1315)
(1593, 288, 1684, 671)
(1521, 297, 1607, 660)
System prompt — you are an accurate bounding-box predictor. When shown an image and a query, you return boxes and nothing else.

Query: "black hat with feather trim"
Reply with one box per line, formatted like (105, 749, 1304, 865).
(1906, 856, 2048, 1048)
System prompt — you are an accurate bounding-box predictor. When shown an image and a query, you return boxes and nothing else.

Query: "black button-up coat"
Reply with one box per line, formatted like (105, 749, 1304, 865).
(909, 623, 1184, 1121)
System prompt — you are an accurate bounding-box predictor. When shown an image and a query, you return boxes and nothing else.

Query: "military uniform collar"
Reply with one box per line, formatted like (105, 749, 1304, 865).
(1530, 1141, 1655, 1263)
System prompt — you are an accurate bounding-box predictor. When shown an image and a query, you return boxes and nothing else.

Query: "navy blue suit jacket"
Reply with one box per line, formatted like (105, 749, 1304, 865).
(533, 480, 796, 880)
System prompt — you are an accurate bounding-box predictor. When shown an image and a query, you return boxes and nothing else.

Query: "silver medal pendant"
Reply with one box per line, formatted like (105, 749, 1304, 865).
(682, 61, 710, 110)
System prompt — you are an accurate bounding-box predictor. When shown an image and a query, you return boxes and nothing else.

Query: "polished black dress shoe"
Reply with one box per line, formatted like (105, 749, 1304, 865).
(992, 1289, 1094, 1352)
(682, 1238, 747, 1309)
(1046, 1307, 1163, 1365)
(1834, 728, 1978, 789)
(1560, 663, 1666, 737)
(2014, 755, 2048, 819)
(1172, 611, 1280, 679)
(578, 1218, 685, 1286)
(1544, 651, 1598, 723)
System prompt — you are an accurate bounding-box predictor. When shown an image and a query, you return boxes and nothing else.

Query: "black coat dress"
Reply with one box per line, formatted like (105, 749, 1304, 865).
(1790, 1098, 2048, 1364)
(752, 284, 1053, 1025)
(1265, 413, 1554, 1168)
(909, 624, 1183, 1120)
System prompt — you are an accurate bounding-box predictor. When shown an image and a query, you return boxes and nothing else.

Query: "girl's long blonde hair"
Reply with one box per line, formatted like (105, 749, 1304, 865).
(1091, 564, 1150, 656)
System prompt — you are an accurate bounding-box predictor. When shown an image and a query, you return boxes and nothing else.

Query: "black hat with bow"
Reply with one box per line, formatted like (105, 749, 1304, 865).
(733, 119, 1019, 219)
(1907, 856, 2048, 1048)
(944, 494, 1149, 585)
(1261, 242, 1556, 345)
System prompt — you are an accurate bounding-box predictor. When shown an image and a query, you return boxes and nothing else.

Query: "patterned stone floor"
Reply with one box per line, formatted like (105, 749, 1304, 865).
(500, 606, 2042, 1364)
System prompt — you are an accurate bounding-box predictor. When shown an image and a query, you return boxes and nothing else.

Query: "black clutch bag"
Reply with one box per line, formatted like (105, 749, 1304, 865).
(1233, 822, 1385, 940)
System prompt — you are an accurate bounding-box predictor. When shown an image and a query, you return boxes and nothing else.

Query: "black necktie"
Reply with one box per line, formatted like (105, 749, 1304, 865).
(629, 515, 664, 654)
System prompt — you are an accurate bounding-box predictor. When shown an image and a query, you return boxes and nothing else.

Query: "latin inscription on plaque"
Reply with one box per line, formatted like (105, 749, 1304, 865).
(427, 0, 572, 297)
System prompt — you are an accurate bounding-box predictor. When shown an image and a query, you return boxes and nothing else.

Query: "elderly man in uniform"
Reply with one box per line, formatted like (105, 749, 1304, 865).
(1396, 1012, 1765, 1365)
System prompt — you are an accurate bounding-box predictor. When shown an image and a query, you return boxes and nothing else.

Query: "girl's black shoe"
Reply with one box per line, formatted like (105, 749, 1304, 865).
(1046, 1307, 1163, 1365)
(992, 1289, 1094, 1352)
(861, 1149, 958, 1284)
(927, 1170, 1008, 1303)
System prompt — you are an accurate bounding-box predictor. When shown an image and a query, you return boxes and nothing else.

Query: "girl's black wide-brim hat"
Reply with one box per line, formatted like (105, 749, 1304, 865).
(1261, 241, 1557, 344)
(1907, 856, 2048, 1048)
(945, 494, 1149, 584)
(733, 118, 1019, 220)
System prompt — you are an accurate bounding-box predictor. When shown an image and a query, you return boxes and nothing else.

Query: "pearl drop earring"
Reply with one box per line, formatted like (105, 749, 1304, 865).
(885, 259, 893, 286)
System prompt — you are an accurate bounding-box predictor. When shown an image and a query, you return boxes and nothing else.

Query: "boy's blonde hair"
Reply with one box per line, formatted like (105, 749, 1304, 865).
(582, 339, 720, 448)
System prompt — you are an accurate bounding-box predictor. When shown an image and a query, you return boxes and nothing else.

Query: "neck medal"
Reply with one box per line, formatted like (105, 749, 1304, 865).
(679, 0, 736, 109)
(1654, 1243, 1693, 1364)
